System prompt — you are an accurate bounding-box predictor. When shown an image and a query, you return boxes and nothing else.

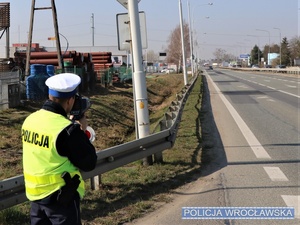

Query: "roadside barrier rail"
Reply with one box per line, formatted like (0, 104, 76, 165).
(0, 74, 198, 210)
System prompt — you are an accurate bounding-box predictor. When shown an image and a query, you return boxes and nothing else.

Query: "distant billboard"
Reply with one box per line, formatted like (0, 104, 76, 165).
(239, 54, 250, 59)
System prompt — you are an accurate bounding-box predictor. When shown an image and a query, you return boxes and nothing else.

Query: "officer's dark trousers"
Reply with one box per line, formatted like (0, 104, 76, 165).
(30, 193, 81, 225)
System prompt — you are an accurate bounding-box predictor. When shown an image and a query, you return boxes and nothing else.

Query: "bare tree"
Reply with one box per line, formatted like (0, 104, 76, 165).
(165, 21, 190, 71)
(213, 48, 226, 63)
(289, 36, 300, 65)
(144, 50, 159, 63)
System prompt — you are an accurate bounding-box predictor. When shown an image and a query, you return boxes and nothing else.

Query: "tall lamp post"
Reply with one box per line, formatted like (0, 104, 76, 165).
(188, 2, 213, 73)
(273, 27, 281, 65)
(188, 2, 213, 75)
(256, 29, 270, 65)
(179, 0, 188, 85)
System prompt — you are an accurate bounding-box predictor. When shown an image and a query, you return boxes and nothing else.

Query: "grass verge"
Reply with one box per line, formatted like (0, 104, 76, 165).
(0, 73, 204, 225)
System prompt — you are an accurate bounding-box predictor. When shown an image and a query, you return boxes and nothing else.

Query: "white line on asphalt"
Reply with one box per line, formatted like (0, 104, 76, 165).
(285, 84, 297, 88)
(278, 89, 300, 99)
(263, 167, 289, 181)
(282, 195, 300, 219)
(266, 86, 276, 90)
(206, 74, 271, 159)
(229, 74, 300, 99)
(238, 85, 248, 89)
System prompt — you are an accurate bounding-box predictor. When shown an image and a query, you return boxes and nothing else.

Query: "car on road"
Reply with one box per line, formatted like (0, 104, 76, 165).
(160, 68, 168, 73)
(275, 65, 286, 69)
(161, 68, 175, 74)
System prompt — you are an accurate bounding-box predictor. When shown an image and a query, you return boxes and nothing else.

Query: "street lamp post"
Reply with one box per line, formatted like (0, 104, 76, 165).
(179, 0, 188, 85)
(187, 0, 194, 76)
(256, 29, 270, 65)
(273, 27, 281, 65)
(189, 2, 213, 70)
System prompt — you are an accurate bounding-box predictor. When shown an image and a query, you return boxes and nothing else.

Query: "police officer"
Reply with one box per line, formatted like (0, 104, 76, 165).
(22, 73, 97, 225)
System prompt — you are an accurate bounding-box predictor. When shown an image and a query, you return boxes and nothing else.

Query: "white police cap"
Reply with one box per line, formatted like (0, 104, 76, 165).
(45, 73, 81, 98)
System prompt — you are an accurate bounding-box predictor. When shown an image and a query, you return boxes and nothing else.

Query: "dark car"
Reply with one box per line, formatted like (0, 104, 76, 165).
(276, 65, 286, 69)
(265, 65, 272, 68)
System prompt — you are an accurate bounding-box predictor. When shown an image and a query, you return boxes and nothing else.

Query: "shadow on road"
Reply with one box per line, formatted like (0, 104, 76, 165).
(199, 75, 228, 176)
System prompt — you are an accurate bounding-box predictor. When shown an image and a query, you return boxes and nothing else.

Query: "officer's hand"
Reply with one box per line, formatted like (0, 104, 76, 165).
(75, 115, 88, 132)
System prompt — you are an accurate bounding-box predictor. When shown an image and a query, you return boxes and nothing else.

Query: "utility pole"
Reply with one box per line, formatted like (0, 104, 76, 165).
(179, 0, 188, 85)
(187, 0, 194, 77)
(91, 13, 95, 46)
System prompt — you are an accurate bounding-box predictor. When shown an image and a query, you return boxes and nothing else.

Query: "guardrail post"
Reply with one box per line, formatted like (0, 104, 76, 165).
(154, 120, 166, 163)
(90, 175, 101, 190)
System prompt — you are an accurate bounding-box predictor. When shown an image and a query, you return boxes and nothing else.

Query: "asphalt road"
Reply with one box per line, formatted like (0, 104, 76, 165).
(126, 69, 300, 225)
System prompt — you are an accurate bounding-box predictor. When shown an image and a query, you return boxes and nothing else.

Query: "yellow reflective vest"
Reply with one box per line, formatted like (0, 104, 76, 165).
(22, 109, 84, 201)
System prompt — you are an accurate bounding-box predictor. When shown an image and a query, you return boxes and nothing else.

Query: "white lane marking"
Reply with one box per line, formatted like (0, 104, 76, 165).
(278, 89, 300, 99)
(263, 167, 289, 181)
(257, 96, 268, 99)
(231, 74, 300, 99)
(282, 195, 300, 219)
(266, 86, 275, 90)
(256, 96, 276, 102)
(206, 74, 271, 159)
(285, 84, 297, 88)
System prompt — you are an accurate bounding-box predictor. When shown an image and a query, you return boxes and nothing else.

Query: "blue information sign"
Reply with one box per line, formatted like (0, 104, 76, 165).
(240, 54, 250, 59)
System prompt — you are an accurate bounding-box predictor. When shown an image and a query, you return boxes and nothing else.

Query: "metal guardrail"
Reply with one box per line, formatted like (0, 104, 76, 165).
(0, 74, 198, 210)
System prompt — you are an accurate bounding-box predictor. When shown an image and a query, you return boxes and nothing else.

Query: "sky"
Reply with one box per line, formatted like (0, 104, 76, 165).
(0, 0, 299, 60)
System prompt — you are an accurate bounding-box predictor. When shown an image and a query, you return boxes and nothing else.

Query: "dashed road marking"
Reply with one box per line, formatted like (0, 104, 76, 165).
(263, 167, 289, 181)
(285, 84, 297, 88)
(230, 74, 300, 99)
(282, 195, 300, 219)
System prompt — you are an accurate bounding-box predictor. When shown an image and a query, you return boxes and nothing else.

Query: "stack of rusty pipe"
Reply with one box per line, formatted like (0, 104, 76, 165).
(90, 52, 113, 81)
(14, 51, 82, 67)
(13, 51, 114, 89)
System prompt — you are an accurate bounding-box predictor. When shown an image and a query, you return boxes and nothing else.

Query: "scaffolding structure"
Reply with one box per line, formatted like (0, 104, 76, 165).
(25, 0, 64, 76)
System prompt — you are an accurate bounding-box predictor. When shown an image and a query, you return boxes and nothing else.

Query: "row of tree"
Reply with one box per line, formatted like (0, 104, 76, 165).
(213, 36, 300, 67)
(249, 37, 300, 66)
(144, 22, 300, 68)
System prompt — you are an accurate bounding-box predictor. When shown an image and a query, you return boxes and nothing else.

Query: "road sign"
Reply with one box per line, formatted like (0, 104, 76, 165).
(239, 54, 250, 59)
(116, 11, 147, 51)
